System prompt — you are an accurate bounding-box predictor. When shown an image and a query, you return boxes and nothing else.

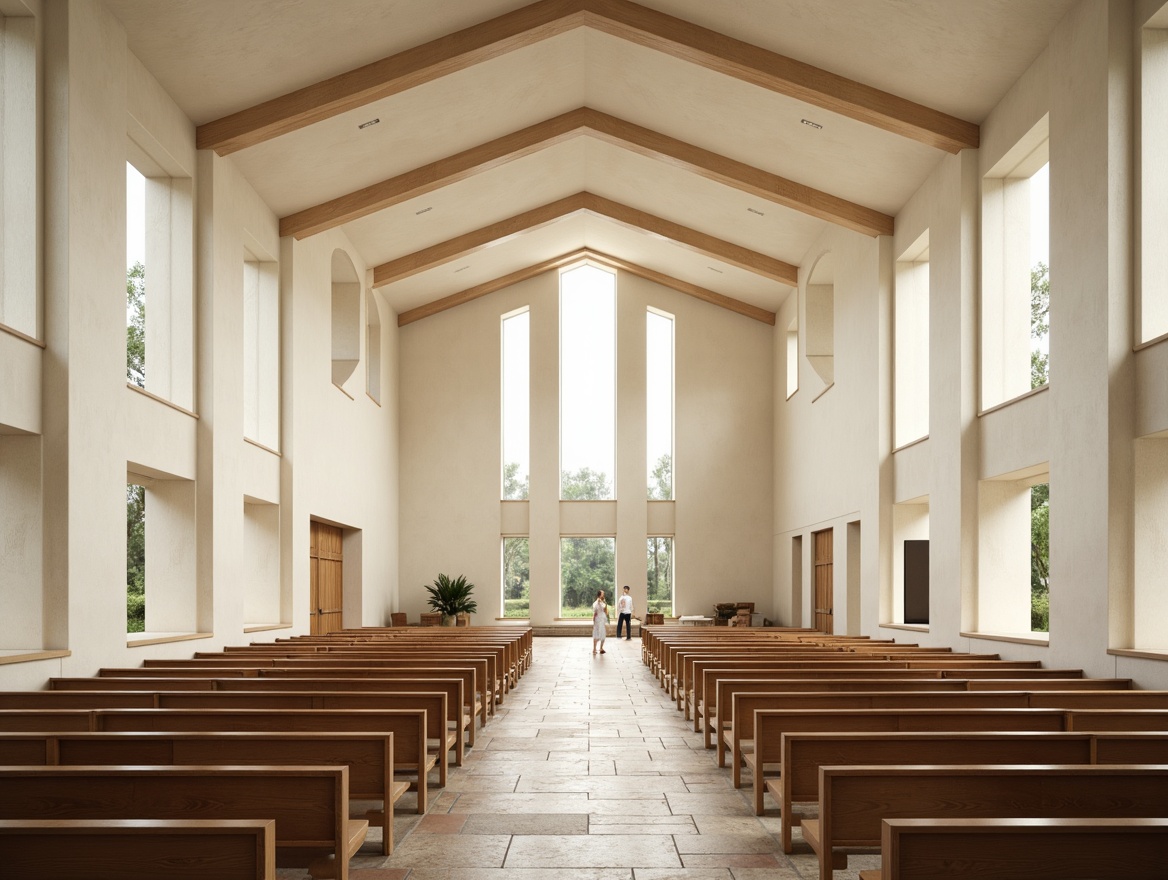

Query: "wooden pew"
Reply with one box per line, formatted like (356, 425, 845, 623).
(712, 674, 1128, 758)
(0, 689, 456, 784)
(0, 708, 434, 815)
(86, 663, 485, 724)
(145, 656, 494, 716)
(801, 764, 1168, 880)
(215, 646, 508, 701)
(0, 731, 408, 855)
(859, 817, 1168, 880)
(0, 765, 366, 880)
(766, 730, 1168, 844)
(0, 818, 276, 880)
(725, 689, 1168, 786)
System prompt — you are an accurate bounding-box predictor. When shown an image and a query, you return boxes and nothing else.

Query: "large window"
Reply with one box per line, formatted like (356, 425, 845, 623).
(502, 308, 530, 499)
(977, 468, 1050, 637)
(560, 536, 615, 617)
(646, 308, 673, 500)
(1139, 6, 1168, 344)
(0, 13, 37, 339)
(243, 246, 279, 448)
(502, 537, 530, 618)
(647, 536, 674, 616)
(560, 265, 615, 500)
(126, 483, 147, 633)
(981, 119, 1049, 409)
(894, 231, 929, 446)
(126, 136, 195, 409)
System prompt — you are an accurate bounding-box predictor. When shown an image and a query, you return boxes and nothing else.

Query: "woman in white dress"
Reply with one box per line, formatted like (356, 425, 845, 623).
(592, 590, 609, 655)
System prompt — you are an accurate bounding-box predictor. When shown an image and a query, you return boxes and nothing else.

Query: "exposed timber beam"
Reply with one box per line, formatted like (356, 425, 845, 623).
(198, 0, 978, 156)
(396, 247, 776, 326)
(371, 191, 799, 288)
(280, 107, 893, 239)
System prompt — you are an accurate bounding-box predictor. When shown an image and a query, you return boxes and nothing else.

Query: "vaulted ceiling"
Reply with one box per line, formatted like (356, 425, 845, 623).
(105, 0, 1075, 325)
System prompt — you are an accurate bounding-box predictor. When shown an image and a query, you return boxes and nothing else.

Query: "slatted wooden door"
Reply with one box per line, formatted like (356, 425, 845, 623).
(813, 527, 834, 634)
(310, 522, 344, 635)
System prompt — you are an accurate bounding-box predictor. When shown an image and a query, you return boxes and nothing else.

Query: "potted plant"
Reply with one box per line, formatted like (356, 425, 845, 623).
(424, 573, 478, 626)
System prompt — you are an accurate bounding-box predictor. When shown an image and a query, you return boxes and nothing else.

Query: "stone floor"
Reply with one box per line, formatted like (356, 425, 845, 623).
(282, 635, 878, 879)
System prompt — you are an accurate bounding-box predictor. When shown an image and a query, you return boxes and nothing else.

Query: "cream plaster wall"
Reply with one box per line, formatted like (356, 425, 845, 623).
(399, 267, 773, 625)
(0, 1, 399, 689)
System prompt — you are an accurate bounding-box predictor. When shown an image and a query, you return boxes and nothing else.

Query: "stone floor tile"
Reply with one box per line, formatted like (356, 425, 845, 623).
(413, 813, 468, 833)
(348, 870, 411, 879)
(680, 854, 782, 868)
(633, 871, 733, 880)
(505, 833, 683, 868)
(673, 833, 780, 854)
(665, 792, 755, 816)
(405, 871, 631, 880)
(381, 832, 511, 868)
(462, 813, 589, 835)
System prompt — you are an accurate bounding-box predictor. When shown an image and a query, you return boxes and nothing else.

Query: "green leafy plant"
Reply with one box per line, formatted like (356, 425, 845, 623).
(424, 573, 478, 622)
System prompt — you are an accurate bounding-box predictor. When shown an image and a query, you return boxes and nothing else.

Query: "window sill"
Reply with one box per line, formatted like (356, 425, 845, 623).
(126, 631, 213, 648)
(243, 623, 293, 634)
(960, 630, 1049, 647)
(495, 617, 531, 622)
(879, 622, 930, 633)
(978, 382, 1048, 417)
(1109, 647, 1168, 662)
(0, 649, 71, 666)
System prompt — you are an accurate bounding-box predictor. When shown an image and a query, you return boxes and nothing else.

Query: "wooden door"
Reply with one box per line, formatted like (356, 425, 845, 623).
(813, 528, 834, 634)
(310, 522, 344, 635)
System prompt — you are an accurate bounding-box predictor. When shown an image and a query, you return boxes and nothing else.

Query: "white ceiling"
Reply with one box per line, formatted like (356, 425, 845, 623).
(103, 0, 1076, 322)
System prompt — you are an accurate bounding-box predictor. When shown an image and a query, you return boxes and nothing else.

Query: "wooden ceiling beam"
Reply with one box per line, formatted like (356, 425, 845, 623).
(371, 191, 798, 288)
(281, 107, 893, 240)
(396, 247, 776, 326)
(198, 0, 978, 157)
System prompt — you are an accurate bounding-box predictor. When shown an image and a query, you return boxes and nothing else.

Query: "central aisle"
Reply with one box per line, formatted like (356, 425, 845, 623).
(344, 634, 864, 880)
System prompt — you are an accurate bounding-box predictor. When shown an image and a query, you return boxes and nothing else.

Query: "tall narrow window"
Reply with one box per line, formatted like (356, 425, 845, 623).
(560, 265, 615, 500)
(501, 308, 529, 499)
(805, 254, 835, 390)
(243, 250, 279, 448)
(1139, 9, 1168, 343)
(1030, 482, 1049, 633)
(0, 14, 38, 338)
(647, 536, 674, 617)
(560, 536, 615, 617)
(894, 231, 929, 446)
(502, 537, 530, 618)
(126, 483, 146, 633)
(980, 119, 1049, 409)
(646, 308, 673, 500)
(331, 249, 360, 390)
(126, 163, 147, 388)
(785, 314, 799, 400)
(977, 468, 1050, 637)
(366, 290, 382, 404)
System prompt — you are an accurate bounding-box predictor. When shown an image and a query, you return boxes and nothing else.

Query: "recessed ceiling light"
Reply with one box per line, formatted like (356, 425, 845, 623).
(454, 265, 470, 273)
(415, 206, 433, 215)
(800, 118, 823, 130)
(707, 266, 723, 274)
(747, 207, 765, 216)
(358, 118, 380, 129)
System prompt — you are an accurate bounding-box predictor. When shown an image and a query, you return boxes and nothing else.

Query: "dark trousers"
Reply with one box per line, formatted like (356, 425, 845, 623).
(617, 612, 633, 639)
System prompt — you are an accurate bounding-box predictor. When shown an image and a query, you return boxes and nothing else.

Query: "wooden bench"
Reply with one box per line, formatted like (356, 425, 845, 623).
(801, 764, 1168, 880)
(0, 818, 276, 879)
(0, 689, 456, 785)
(146, 656, 494, 716)
(725, 689, 1168, 786)
(767, 730, 1168, 844)
(0, 765, 366, 880)
(52, 674, 477, 747)
(858, 817, 1168, 880)
(94, 664, 488, 728)
(0, 730, 409, 855)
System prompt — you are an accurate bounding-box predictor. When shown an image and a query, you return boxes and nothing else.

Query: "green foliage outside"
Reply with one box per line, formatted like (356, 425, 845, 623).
(503, 460, 528, 501)
(1031, 262, 1049, 389)
(126, 263, 147, 632)
(1031, 482, 1050, 632)
(503, 536, 530, 618)
(648, 453, 672, 500)
(127, 483, 146, 633)
(562, 466, 611, 500)
(647, 536, 673, 616)
(127, 262, 146, 388)
(561, 536, 615, 617)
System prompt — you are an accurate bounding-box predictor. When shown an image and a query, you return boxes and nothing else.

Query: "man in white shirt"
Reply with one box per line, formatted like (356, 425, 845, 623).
(616, 585, 634, 640)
